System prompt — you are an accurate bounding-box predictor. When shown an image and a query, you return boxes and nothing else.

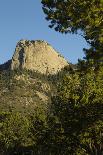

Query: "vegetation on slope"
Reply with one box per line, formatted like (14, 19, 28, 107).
(0, 65, 103, 154)
(0, 69, 57, 113)
(0, 0, 103, 154)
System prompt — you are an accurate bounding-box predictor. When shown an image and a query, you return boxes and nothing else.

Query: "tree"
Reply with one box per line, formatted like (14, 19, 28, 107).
(0, 111, 31, 154)
(48, 67, 103, 154)
(41, 0, 103, 62)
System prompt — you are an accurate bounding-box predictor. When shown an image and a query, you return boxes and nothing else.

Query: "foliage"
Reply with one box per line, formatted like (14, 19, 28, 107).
(1, 61, 103, 155)
(0, 111, 31, 154)
(0, 108, 49, 155)
(0, 69, 57, 112)
(42, 0, 103, 62)
(48, 66, 103, 154)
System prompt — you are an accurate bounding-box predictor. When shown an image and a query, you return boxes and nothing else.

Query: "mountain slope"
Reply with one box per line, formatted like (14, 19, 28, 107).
(0, 40, 70, 113)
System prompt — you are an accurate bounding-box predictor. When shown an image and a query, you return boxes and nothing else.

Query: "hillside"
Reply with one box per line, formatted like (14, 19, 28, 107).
(0, 40, 70, 113)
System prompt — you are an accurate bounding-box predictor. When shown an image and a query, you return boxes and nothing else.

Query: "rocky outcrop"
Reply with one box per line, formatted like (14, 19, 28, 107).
(11, 40, 69, 74)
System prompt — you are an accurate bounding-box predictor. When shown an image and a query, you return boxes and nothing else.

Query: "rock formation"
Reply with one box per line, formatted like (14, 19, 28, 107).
(0, 40, 70, 112)
(11, 40, 69, 74)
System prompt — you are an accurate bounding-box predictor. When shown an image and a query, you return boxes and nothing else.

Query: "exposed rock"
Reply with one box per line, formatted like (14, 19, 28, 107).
(11, 40, 69, 74)
(36, 91, 49, 102)
(0, 40, 70, 112)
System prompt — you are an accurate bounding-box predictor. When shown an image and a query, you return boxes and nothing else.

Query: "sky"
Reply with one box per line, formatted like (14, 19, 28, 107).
(0, 0, 89, 64)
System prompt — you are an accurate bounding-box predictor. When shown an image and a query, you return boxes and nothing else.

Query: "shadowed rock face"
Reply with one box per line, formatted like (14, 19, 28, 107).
(11, 40, 69, 74)
(0, 60, 11, 71)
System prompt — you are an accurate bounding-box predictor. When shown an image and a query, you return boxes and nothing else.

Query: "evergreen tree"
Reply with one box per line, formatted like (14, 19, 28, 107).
(49, 67, 103, 154)
(42, 0, 103, 62)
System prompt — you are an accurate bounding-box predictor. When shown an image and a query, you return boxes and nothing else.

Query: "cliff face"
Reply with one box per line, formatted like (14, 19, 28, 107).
(11, 40, 69, 74)
(0, 40, 70, 112)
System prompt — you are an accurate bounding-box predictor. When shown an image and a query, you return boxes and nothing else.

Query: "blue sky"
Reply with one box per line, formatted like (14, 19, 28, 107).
(0, 0, 88, 64)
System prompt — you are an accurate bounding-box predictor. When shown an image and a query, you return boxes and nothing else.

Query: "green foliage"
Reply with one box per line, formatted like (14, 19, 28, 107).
(1, 63, 103, 154)
(49, 67, 103, 154)
(0, 109, 49, 155)
(0, 69, 57, 112)
(0, 111, 31, 154)
(42, 0, 103, 62)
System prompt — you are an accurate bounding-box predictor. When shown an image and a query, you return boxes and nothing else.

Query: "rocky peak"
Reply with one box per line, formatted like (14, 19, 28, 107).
(10, 40, 69, 74)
